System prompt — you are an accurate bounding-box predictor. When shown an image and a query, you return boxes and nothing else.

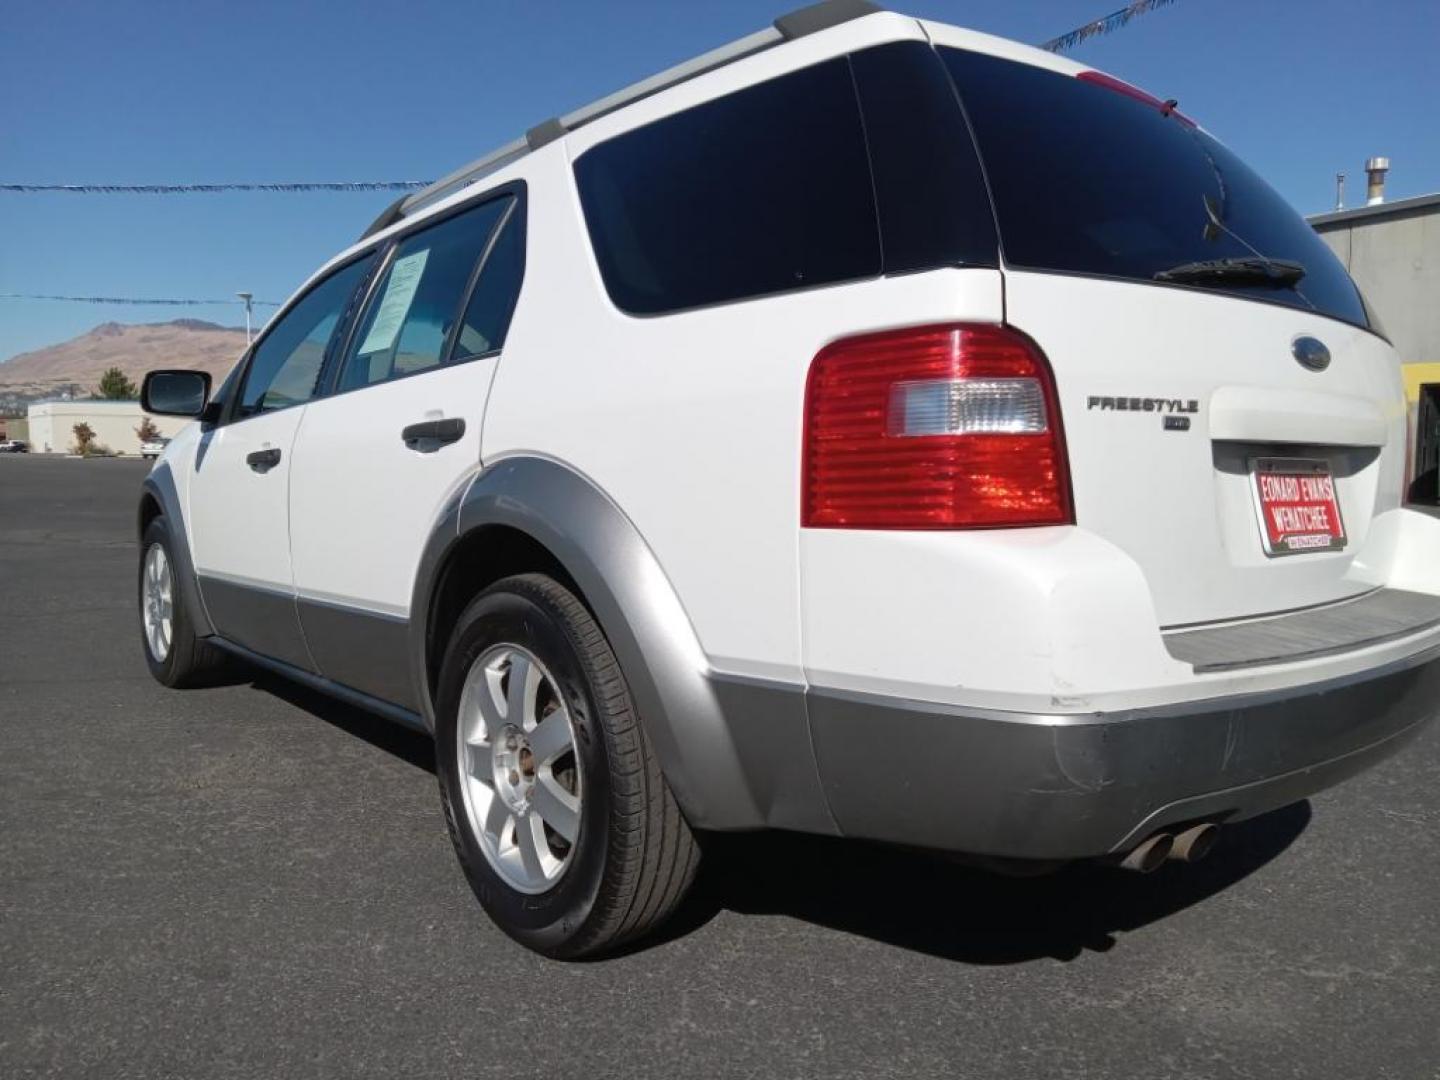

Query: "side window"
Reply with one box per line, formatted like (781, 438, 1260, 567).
(237, 254, 375, 417)
(337, 198, 510, 392)
(451, 207, 524, 362)
(573, 58, 879, 315)
(849, 43, 998, 273)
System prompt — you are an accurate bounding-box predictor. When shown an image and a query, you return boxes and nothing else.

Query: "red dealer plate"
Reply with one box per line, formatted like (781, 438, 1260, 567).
(1250, 457, 1346, 556)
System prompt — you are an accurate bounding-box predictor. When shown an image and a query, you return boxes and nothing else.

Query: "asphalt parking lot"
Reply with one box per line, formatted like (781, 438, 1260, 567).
(2, 454, 1438, 1080)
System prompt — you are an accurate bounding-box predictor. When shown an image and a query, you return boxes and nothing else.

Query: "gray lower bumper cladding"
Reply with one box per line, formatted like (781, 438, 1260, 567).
(803, 647, 1440, 860)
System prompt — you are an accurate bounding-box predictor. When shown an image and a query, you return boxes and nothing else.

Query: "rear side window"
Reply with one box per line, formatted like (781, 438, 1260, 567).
(849, 42, 997, 275)
(575, 58, 880, 315)
(338, 197, 511, 392)
(237, 253, 376, 416)
(938, 48, 1368, 327)
(452, 208, 524, 361)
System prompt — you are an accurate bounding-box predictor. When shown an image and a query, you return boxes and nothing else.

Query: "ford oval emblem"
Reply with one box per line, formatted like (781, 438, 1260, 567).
(1293, 336, 1331, 372)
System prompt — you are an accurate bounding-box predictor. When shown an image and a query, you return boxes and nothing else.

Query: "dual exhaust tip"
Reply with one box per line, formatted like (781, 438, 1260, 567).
(1117, 823, 1220, 873)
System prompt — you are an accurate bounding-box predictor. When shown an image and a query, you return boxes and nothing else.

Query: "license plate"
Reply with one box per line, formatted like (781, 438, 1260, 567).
(1250, 457, 1346, 556)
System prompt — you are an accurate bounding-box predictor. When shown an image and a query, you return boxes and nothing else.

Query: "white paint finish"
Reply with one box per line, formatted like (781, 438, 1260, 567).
(1004, 271, 1407, 626)
(184, 408, 307, 590)
(287, 361, 492, 616)
(800, 526, 1191, 712)
(800, 510, 1440, 716)
(918, 19, 1090, 78)
(479, 153, 1005, 680)
(1384, 507, 1440, 594)
(1209, 385, 1387, 446)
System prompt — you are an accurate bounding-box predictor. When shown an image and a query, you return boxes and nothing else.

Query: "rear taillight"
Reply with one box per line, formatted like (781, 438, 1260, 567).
(802, 324, 1073, 530)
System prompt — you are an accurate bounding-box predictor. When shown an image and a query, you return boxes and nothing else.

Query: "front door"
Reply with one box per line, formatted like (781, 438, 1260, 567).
(187, 252, 377, 668)
(288, 193, 526, 706)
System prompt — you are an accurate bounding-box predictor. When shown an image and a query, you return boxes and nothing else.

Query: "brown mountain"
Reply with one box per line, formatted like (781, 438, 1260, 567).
(0, 320, 248, 401)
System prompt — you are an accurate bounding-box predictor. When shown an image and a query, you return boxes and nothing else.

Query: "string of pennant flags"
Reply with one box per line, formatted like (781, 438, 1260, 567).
(1040, 0, 1178, 54)
(0, 2, 1177, 312)
(0, 181, 430, 194)
(0, 2, 1181, 206)
(0, 293, 281, 307)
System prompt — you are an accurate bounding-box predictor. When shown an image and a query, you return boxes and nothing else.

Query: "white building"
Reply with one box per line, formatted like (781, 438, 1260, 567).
(26, 400, 191, 456)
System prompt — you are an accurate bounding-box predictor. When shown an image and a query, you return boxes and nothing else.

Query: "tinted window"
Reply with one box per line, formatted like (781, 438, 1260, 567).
(452, 207, 524, 361)
(939, 48, 1367, 326)
(237, 254, 375, 415)
(338, 198, 510, 392)
(575, 58, 880, 315)
(850, 43, 997, 272)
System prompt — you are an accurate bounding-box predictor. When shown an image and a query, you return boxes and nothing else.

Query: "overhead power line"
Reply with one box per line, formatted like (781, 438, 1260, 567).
(1, 7, 1181, 205)
(0, 8, 1179, 216)
(0, 293, 281, 307)
(1041, 0, 1179, 53)
(0, 181, 431, 194)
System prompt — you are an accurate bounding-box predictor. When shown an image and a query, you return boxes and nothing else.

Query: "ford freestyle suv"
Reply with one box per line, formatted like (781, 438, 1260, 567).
(137, 0, 1440, 957)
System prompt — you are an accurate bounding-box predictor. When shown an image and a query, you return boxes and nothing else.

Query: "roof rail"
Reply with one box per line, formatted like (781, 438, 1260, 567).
(775, 0, 880, 39)
(366, 0, 882, 237)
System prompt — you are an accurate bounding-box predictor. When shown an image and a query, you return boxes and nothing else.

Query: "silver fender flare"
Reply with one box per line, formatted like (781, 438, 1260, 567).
(409, 456, 769, 830)
(139, 463, 214, 637)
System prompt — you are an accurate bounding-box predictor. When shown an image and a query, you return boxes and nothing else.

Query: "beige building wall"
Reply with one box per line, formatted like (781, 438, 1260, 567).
(26, 401, 191, 456)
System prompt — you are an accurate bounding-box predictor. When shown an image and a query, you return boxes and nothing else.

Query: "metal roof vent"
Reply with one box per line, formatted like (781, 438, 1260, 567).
(1366, 156, 1390, 206)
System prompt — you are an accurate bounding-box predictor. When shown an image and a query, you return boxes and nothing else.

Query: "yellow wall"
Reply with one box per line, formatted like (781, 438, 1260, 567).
(1402, 362, 1440, 402)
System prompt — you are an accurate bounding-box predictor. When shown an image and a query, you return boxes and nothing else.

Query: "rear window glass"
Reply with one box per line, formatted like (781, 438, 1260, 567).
(574, 58, 880, 315)
(938, 48, 1368, 328)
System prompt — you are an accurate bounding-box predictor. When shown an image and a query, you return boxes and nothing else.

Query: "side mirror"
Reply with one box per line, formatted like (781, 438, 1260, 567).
(141, 370, 212, 418)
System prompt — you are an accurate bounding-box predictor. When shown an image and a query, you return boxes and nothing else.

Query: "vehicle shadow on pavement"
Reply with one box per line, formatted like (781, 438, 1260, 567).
(672, 803, 1311, 964)
(245, 672, 1309, 965)
(250, 674, 437, 774)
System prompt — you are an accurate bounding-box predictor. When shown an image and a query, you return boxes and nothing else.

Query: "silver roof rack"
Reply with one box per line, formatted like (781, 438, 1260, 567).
(360, 0, 880, 238)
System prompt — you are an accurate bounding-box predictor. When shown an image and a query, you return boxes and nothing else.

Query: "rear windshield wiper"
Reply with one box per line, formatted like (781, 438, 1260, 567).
(1154, 257, 1306, 287)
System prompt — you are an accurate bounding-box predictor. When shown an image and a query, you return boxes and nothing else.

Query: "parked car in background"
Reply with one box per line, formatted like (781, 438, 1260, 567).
(140, 437, 170, 460)
(134, 0, 1440, 958)
(0, 439, 29, 453)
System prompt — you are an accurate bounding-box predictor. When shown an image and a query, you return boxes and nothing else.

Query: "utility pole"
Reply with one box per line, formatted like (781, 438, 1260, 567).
(236, 291, 254, 343)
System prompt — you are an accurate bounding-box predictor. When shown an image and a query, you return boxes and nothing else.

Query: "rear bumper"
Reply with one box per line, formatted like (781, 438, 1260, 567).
(806, 643, 1440, 860)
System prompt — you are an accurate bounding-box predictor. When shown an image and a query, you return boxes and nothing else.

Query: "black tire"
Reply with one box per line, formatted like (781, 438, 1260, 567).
(138, 516, 229, 688)
(435, 573, 700, 958)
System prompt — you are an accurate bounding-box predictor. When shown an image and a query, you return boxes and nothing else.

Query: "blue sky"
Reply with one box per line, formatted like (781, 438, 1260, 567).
(2, 0, 1437, 362)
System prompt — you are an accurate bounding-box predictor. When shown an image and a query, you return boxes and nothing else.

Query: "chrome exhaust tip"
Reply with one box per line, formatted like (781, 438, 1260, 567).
(1117, 832, 1173, 873)
(1168, 823, 1220, 863)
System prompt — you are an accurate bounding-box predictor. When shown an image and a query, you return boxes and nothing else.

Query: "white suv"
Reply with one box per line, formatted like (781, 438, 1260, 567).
(137, 0, 1440, 957)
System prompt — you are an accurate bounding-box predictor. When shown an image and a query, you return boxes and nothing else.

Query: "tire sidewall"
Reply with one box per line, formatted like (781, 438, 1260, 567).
(138, 517, 186, 685)
(435, 583, 614, 954)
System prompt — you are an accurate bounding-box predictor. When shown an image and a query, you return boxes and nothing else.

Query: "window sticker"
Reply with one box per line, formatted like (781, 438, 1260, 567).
(358, 249, 429, 355)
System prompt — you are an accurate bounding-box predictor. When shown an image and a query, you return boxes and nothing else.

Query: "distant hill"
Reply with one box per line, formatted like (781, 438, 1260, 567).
(0, 320, 249, 403)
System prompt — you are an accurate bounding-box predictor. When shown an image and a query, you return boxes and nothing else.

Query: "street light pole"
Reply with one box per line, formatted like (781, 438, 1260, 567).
(236, 291, 254, 344)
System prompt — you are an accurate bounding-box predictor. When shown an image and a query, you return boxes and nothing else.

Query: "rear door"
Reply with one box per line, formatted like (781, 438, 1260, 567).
(937, 44, 1404, 627)
(287, 192, 525, 707)
(186, 253, 375, 667)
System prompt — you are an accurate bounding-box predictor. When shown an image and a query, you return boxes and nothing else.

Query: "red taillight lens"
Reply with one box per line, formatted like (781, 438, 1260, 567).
(802, 324, 1073, 530)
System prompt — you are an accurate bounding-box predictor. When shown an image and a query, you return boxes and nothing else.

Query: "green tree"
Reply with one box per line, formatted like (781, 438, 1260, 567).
(96, 366, 138, 400)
